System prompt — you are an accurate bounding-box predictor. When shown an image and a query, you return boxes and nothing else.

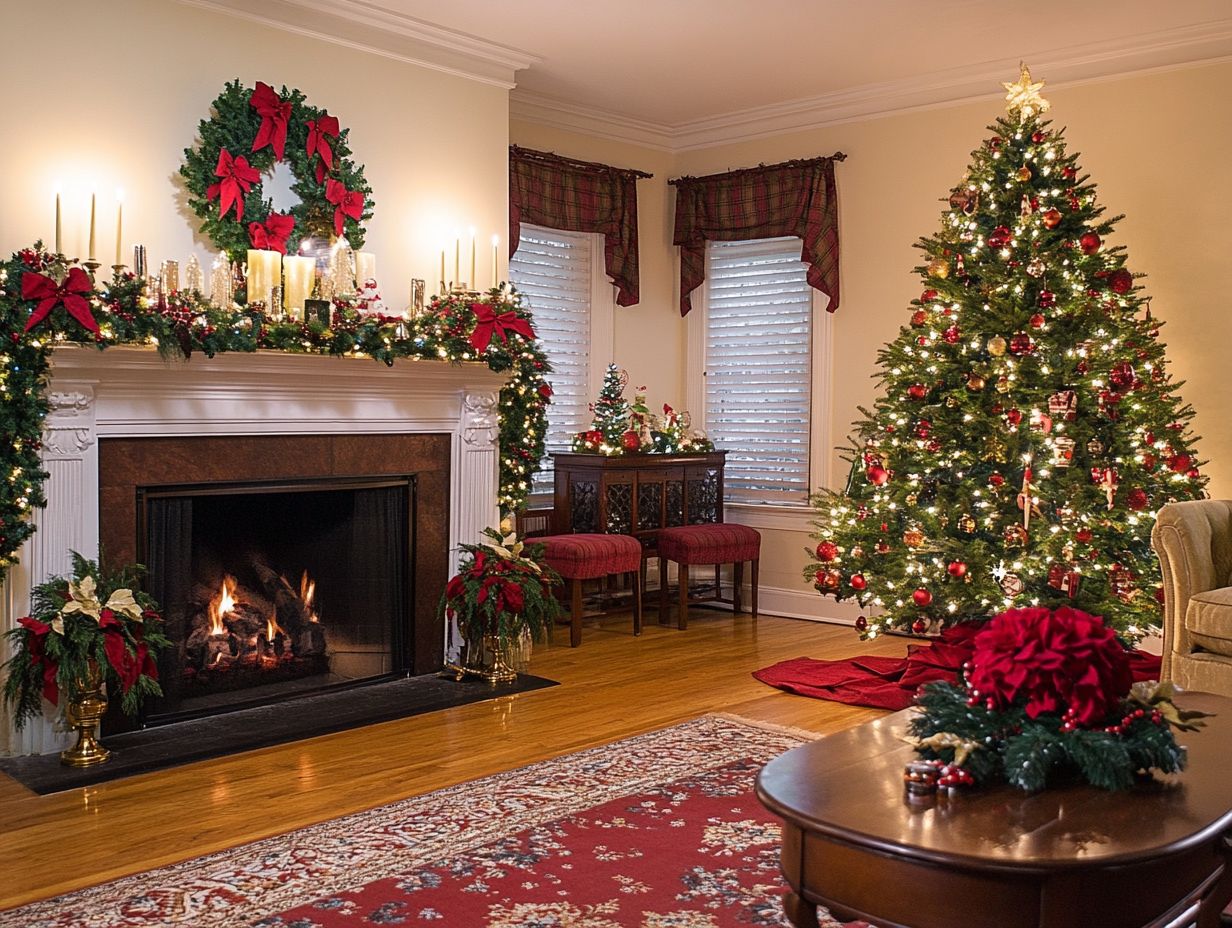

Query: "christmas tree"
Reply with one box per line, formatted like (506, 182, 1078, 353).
(575, 363, 634, 453)
(806, 67, 1206, 640)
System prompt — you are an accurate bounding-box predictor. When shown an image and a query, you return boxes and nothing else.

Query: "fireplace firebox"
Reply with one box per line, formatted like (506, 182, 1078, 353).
(139, 476, 414, 723)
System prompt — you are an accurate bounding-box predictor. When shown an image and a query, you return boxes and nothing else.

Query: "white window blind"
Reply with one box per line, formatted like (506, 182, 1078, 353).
(704, 237, 812, 504)
(509, 224, 593, 498)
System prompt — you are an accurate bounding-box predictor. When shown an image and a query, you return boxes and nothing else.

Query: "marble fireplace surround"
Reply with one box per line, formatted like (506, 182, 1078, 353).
(0, 346, 504, 756)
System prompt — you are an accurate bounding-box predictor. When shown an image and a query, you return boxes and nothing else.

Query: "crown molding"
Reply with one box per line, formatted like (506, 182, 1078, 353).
(512, 21, 1232, 152)
(176, 0, 539, 89)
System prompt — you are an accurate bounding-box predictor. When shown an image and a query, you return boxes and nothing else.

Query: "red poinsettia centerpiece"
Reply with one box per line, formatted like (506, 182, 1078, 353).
(910, 606, 1210, 791)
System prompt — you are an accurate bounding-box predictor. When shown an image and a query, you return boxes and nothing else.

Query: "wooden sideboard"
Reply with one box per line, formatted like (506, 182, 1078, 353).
(551, 451, 726, 550)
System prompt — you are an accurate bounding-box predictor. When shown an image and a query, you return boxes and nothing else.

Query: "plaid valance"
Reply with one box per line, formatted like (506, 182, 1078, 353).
(670, 154, 845, 316)
(509, 146, 651, 307)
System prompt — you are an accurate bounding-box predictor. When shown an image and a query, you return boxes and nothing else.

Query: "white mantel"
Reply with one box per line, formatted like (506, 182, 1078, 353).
(0, 346, 505, 756)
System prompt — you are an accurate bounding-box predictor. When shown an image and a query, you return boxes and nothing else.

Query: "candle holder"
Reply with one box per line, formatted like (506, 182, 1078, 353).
(83, 258, 102, 284)
(111, 264, 127, 282)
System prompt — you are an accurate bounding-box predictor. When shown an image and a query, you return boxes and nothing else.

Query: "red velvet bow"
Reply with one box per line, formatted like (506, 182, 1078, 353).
(468, 302, 536, 353)
(306, 114, 340, 180)
(248, 211, 296, 254)
(206, 149, 260, 221)
(324, 179, 364, 236)
(249, 81, 291, 161)
(21, 267, 98, 333)
(99, 609, 150, 695)
(17, 616, 59, 705)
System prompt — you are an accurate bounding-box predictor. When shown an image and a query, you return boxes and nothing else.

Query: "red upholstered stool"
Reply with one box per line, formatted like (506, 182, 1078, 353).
(539, 533, 643, 647)
(656, 524, 760, 629)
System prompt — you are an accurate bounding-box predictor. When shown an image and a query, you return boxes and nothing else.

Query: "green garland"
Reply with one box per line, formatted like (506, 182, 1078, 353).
(180, 79, 374, 261)
(0, 243, 552, 581)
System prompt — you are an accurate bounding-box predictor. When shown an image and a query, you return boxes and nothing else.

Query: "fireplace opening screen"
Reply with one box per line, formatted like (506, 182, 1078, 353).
(139, 476, 413, 723)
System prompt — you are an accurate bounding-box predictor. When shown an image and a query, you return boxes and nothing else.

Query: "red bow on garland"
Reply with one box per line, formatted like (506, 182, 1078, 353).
(21, 267, 98, 333)
(324, 179, 364, 236)
(206, 149, 260, 221)
(249, 81, 292, 161)
(248, 211, 295, 254)
(306, 114, 340, 183)
(17, 617, 59, 705)
(468, 302, 536, 353)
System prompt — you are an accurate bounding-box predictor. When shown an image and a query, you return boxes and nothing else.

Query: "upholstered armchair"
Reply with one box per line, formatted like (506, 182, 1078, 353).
(1152, 499, 1232, 696)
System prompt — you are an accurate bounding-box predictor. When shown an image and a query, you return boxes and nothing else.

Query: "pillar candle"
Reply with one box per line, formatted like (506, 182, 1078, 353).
(354, 251, 377, 288)
(246, 249, 281, 308)
(55, 191, 62, 255)
(454, 239, 460, 288)
(469, 228, 476, 288)
(491, 234, 499, 289)
(114, 192, 123, 267)
(440, 250, 446, 291)
(88, 193, 97, 260)
(282, 255, 315, 319)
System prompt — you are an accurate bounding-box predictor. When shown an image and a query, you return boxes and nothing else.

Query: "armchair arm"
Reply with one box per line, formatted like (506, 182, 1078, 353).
(1152, 499, 1232, 678)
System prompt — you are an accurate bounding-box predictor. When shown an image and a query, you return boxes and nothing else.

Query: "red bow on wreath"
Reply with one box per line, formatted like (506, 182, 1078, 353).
(468, 302, 536, 353)
(249, 81, 292, 161)
(248, 211, 295, 254)
(206, 149, 260, 221)
(21, 267, 99, 333)
(17, 616, 59, 705)
(324, 179, 364, 236)
(306, 114, 340, 182)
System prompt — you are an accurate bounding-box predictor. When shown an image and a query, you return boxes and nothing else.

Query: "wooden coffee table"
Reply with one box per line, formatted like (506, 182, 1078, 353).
(756, 692, 1232, 928)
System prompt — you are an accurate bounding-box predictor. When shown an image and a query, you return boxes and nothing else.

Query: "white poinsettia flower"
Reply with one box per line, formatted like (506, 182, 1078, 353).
(60, 576, 102, 620)
(104, 588, 144, 622)
(50, 616, 65, 635)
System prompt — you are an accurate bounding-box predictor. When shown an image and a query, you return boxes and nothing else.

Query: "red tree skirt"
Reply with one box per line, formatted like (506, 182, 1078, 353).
(754, 623, 1164, 711)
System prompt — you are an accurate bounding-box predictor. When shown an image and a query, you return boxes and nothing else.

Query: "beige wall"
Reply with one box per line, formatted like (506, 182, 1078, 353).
(517, 62, 1232, 620)
(0, 0, 509, 301)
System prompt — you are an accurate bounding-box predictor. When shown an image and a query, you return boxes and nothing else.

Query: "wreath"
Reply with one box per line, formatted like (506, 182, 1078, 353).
(181, 79, 374, 261)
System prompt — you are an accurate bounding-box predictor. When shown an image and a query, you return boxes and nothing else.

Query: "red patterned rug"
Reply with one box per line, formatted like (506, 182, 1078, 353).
(1, 716, 865, 928)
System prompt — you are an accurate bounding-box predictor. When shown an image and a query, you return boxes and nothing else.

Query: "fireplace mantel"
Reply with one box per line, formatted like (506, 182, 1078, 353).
(0, 346, 505, 755)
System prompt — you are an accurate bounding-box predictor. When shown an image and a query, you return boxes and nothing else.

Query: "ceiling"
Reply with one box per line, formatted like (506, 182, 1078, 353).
(190, 0, 1232, 148)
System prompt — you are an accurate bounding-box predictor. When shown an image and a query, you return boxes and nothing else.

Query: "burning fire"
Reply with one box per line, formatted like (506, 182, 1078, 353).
(266, 615, 286, 641)
(209, 575, 240, 636)
(300, 570, 320, 623)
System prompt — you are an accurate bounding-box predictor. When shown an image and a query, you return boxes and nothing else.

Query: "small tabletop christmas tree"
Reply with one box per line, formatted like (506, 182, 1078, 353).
(806, 66, 1206, 640)
(576, 363, 637, 453)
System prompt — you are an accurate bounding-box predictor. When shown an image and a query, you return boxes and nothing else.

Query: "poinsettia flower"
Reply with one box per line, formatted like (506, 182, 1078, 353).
(60, 576, 102, 620)
(104, 588, 144, 622)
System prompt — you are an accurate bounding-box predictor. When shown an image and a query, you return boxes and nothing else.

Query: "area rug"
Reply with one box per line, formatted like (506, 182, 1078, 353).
(754, 622, 1164, 710)
(0, 715, 865, 928)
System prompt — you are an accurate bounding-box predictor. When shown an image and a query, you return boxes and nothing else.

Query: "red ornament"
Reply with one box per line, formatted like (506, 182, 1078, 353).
(911, 310, 928, 326)
(987, 226, 1011, 249)
(816, 541, 839, 562)
(1167, 453, 1193, 473)
(1126, 488, 1149, 511)
(1041, 208, 1063, 229)
(926, 439, 941, 453)
(988, 474, 1005, 487)
(912, 588, 932, 607)
(1037, 291, 1055, 309)
(1005, 408, 1023, 426)
(916, 335, 930, 347)
(1009, 332, 1033, 355)
(1031, 130, 1047, 143)
(947, 561, 968, 578)
(1141, 452, 1156, 470)
(942, 325, 961, 344)
(855, 615, 868, 632)
(538, 383, 553, 399)
(915, 419, 932, 438)
(1108, 268, 1134, 294)
(911, 618, 929, 635)
(1110, 361, 1136, 392)
(586, 430, 603, 445)
(1079, 232, 1102, 255)
(850, 574, 867, 591)
(1029, 312, 1046, 328)
(921, 289, 938, 302)
(907, 383, 929, 401)
(1076, 528, 1093, 544)
(1187, 467, 1201, 479)
(866, 464, 890, 486)
(988, 136, 1003, 150)
(1062, 165, 1077, 179)
(620, 430, 641, 451)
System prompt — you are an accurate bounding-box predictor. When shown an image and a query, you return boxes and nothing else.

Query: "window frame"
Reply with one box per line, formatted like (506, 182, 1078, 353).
(685, 236, 832, 527)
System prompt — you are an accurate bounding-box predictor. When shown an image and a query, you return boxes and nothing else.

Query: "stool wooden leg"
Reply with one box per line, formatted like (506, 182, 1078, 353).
(678, 563, 689, 630)
(733, 561, 744, 614)
(714, 563, 721, 598)
(570, 577, 583, 648)
(631, 569, 643, 636)
(751, 559, 759, 620)
(659, 556, 670, 625)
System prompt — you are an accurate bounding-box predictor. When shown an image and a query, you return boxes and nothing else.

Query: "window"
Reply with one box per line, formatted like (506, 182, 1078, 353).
(509, 224, 611, 498)
(701, 237, 819, 505)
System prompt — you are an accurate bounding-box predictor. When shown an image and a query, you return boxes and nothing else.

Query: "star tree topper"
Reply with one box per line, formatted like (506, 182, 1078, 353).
(1003, 63, 1050, 118)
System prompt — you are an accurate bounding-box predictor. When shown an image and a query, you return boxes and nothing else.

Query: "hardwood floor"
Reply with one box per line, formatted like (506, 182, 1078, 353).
(0, 609, 906, 910)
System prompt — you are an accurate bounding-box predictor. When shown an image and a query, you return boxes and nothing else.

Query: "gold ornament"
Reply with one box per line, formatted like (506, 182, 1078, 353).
(983, 434, 1007, 461)
(995, 376, 1011, 393)
(1003, 524, 1028, 547)
(905, 493, 918, 506)
(927, 257, 950, 279)
(1003, 63, 1051, 119)
(1016, 165, 1032, 183)
(966, 373, 986, 392)
(958, 513, 977, 534)
(987, 336, 1007, 356)
(944, 395, 959, 408)
(903, 527, 926, 548)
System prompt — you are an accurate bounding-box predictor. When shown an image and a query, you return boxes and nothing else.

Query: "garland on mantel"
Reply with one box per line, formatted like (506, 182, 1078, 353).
(0, 243, 551, 578)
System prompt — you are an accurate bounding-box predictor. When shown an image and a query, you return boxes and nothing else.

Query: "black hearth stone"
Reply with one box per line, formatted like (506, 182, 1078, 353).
(0, 673, 557, 795)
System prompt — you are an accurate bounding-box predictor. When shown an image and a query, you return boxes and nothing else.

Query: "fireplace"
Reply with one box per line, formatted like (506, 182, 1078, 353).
(139, 476, 414, 723)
